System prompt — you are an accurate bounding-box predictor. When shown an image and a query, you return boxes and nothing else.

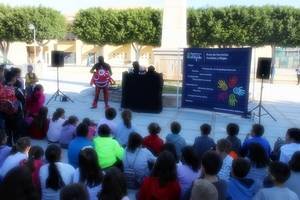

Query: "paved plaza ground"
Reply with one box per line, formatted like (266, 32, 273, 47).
(32, 66, 300, 147)
(28, 66, 300, 199)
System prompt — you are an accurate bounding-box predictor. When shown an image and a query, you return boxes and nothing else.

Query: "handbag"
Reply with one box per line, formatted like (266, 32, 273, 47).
(124, 148, 140, 189)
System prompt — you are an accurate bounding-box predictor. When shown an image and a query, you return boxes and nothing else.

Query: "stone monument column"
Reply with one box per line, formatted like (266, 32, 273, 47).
(161, 0, 187, 48)
(153, 0, 187, 80)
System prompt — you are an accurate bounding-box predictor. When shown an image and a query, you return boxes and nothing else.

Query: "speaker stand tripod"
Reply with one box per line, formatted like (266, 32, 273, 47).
(46, 66, 74, 105)
(249, 78, 276, 124)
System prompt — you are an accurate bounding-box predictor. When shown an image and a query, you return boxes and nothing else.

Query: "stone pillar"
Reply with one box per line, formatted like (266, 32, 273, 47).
(161, 0, 187, 49)
(153, 0, 187, 80)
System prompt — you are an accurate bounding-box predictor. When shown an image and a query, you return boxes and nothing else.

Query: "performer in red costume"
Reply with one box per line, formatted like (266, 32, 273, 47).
(90, 68, 115, 109)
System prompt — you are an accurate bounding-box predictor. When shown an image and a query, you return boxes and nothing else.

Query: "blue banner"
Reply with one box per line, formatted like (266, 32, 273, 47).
(182, 48, 252, 115)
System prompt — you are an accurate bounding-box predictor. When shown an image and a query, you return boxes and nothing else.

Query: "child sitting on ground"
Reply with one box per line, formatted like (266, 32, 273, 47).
(28, 107, 49, 140)
(228, 158, 259, 200)
(82, 118, 97, 140)
(0, 130, 12, 168)
(225, 123, 241, 158)
(166, 121, 186, 159)
(26, 84, 45, 117)
(47, 108, 65, 143)
(0, 137, 31, 178)
(217, 139, 233, 181)
(59, 115, 79, 148)
(193, 124, 216, 161)
(97, 107, 117, 137)
(143, 123, 164, 156)
(254, 162, 298, 200)
(21, 145, 44, 190)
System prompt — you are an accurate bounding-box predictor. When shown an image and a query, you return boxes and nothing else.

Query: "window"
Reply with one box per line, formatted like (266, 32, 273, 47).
(64, 52, 76, 64)
(275, 48, 300, 69)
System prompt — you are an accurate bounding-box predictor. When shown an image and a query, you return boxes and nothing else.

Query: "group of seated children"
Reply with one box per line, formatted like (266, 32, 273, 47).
(1, 65, 300, 200)
(0, 104, 300, 200)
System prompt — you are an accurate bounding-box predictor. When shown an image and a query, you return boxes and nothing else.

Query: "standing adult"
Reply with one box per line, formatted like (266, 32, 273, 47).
(296, 67, 300, 85)
(90, 56, 114, 109)
(1, 70, 21, 145)
(0, 65, 5, 128)
(90, 56, 112, 75)
(270, 65, 276, 84)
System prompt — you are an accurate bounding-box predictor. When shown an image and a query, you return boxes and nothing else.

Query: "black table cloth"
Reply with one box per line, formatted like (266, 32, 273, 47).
(121, 72, 163, 113)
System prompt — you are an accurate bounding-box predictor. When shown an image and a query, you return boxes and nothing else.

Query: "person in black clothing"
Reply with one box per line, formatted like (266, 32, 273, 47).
(90, 56, 112, 75)
(133, 61, 140, 74)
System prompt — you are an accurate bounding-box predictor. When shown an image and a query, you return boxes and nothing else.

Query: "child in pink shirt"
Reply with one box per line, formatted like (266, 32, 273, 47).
(82, 118, 97, 140)
(26, 84, 45, 117)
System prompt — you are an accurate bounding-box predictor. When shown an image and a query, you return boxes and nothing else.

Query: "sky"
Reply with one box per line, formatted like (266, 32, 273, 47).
(0, 0, 299, 13)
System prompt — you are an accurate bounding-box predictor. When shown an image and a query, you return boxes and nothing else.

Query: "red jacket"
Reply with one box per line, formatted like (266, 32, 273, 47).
(137, 177, 181, 200)
(143, 134, 164, 156)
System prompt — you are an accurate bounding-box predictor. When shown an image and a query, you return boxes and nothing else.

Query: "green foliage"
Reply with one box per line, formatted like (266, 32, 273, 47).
(72, 8, 162, 46)
(188, 6, 300, 47)
(122, 8, 162, 46)
(26, 6, 67, 43)
(0, 5, 18, 43)
(264, 6, 300, 47)
(0, 5, 66, 43)
(72, 8, 116, 45)
(0, 5, 66, 57)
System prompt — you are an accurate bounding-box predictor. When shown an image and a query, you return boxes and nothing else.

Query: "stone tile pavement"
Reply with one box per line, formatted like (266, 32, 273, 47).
(29, 67, 300, 200)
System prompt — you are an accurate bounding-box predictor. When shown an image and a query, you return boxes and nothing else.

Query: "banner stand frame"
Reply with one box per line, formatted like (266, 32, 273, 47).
(176, 47, 183, 109)
(251, 48, 257, 102)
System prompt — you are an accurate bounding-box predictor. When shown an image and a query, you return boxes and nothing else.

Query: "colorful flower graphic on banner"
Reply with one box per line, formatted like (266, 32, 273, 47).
(217, 76, 245, 107)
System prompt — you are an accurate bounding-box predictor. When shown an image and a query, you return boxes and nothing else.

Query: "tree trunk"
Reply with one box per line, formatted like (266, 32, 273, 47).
(131, 43, 143, 62)
(0, 41, 10, 60)
(37, 40, 50, 63)
(271, 45, 276, 67)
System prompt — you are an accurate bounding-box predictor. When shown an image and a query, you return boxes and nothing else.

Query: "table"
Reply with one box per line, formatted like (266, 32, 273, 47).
(121, 72, 163, 113)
